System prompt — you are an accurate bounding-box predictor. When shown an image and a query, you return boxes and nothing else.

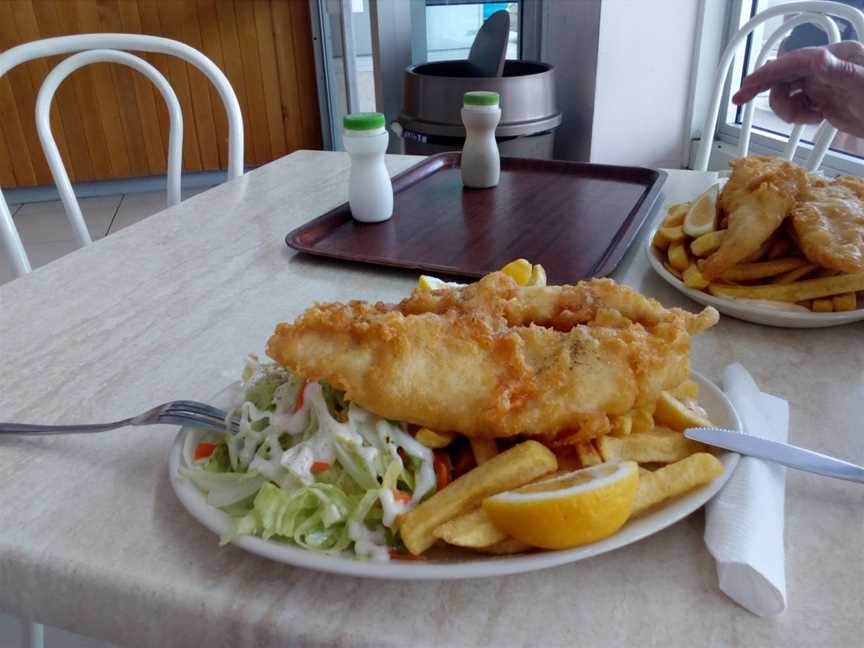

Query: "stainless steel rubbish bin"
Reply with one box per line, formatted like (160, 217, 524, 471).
(394, 60, 562, 159)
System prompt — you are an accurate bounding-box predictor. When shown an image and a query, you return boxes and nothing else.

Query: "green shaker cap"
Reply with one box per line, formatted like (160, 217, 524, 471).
(343, 112, 385, 131)
(463, 91, 500, 107)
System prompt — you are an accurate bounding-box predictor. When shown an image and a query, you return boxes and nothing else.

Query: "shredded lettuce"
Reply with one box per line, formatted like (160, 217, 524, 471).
(183, 357, 435, 560)
(203, 444, 231, 473)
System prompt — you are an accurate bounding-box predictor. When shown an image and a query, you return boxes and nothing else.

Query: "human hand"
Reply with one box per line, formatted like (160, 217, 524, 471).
(732, 41, 864, 137)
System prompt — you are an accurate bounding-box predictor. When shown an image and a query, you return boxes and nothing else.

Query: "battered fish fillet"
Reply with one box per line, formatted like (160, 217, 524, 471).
(702, 156, 808, 279)
(266, 274, 718, 439)
(400, 272, 718, 335)
(791, 175, 864, 273)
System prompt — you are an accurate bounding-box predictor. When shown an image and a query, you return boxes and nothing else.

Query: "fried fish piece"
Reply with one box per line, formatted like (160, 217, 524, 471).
(791, 175, 864, 273)
(400, 272, 718, 335)
(702, 156, 808, 279)
(266, 275, 718, 439)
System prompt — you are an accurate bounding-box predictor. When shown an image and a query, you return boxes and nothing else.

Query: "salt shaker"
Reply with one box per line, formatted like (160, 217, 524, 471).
(343, 112, 393, 223)
(460, 91, 501, 189)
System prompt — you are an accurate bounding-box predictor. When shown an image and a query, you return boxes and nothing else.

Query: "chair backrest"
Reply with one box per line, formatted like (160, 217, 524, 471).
(0, 34, 244, 279)
(693, 1, 864, 172)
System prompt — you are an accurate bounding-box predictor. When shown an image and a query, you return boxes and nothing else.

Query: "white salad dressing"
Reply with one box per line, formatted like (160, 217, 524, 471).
(348, 521, 390, 561)
(378, 484, 409, 527)
(390, 427, 436, 504)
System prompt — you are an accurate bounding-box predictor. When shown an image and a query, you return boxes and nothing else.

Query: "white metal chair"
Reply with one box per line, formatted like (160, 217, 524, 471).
(0, 34, 245, 279)
(694, 1, 864, 172)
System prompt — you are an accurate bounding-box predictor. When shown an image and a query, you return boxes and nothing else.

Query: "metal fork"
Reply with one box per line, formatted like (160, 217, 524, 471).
(0, 400, 239, 436)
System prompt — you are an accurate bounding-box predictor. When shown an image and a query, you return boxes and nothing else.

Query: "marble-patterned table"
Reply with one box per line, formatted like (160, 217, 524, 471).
(1, 151, 861, 647)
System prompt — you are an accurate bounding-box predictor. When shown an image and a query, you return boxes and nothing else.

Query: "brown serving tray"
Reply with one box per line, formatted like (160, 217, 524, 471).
(286, 153, 666, 284)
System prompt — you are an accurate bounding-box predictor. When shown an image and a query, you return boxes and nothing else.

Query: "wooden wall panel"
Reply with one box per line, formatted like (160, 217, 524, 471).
(0, 0, 322, 188)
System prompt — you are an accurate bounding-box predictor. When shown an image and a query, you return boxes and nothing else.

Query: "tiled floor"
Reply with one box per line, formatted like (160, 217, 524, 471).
(1, 187, 210, 647)
(0, 187, 208, 286)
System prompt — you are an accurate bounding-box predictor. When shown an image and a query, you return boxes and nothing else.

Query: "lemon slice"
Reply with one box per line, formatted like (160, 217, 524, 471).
(682, 183, 720, 238)
(482, 461, 639, 549)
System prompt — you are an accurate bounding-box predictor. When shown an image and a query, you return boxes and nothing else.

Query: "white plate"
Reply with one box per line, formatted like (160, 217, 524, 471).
(645, 219, 864, 328)
(169, 372, 741, 580)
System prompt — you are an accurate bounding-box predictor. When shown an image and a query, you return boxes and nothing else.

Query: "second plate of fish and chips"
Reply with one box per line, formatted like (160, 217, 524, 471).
(649, 155, 864, 327)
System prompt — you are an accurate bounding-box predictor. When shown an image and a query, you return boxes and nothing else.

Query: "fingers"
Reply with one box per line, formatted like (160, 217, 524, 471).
(768, 85, 823, 124)
(733, 44, 864, 105)
(827, 40, 864, 66)
(732, 48, 825, 104)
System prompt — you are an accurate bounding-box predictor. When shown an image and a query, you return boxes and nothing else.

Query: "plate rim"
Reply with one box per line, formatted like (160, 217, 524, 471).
(169, 371, 741, 580)
(644, 217, 864, 327)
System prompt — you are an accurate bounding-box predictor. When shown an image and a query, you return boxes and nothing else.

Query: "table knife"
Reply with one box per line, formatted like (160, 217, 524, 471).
(685, 427, 864, 484)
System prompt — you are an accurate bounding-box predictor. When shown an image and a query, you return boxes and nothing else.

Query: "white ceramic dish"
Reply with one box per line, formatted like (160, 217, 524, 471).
(169, 371, 741, 580)
(645, 220, 864, 328)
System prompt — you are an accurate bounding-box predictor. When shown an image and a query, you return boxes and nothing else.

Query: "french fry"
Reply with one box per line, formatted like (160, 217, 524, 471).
(774, 263, 818, 284)
(663, 203, 689, 227)
(596, 427, 706, 464)
(576, 440, 603, 466)
(720, 258, 807, 282)
(630, 408, 654, 435)
(663, 262, 683, 280)
(610, 414, 633, 437)
(469, 438, 498, 465)
(690, 230, 725, 257)
(653, 229, 672, 251)
(632, 453, 724, 516)
(667, 241, 691, 271)
(653, 391, 711, 431)
(683, 264, 710, 289)
(659, 226, 686, 245)
(671, 379, 699, 400)
(812, 298, 834, 312)
(399, 441, 557, 555)
(433, 508, 506, 548)
(832, 292, 857, 312)
(477, 538, 533, 555)
(708, 273, 864, 303)
(415, 427, 456, 449)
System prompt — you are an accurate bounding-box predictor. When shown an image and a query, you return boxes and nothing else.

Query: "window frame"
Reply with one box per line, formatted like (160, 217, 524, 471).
(703, 0, 864, 176)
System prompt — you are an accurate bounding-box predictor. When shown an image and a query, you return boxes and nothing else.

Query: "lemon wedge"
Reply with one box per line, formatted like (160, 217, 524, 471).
(653, 391, 712, 431)
(500, 258, 533, 285)
(417, 275, 466, 291)
(682, 183, 720, 238)
(419, 259, 547, 290)
(528, 263, 547, 287)
(483, 461, 639, 549)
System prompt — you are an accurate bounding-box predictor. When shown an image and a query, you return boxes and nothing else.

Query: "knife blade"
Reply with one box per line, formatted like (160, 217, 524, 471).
(684, 427, 864, 484)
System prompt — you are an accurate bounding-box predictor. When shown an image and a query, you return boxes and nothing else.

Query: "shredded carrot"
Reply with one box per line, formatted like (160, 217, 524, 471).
(392, 488, 412, 504)
(293, 380, 309, 413)
(433, 452, 451, 490)
(194, 442, 217, 460)
(311, 461, 331, 474)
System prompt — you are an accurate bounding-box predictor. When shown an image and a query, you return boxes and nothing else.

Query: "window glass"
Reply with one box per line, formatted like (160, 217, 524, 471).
(425, 1, 520, 62)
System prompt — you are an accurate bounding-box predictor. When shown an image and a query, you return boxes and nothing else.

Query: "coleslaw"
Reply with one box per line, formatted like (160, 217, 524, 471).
(179, 355, 436, 560)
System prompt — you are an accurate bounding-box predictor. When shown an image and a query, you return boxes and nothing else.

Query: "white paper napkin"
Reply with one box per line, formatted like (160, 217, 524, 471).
(704, 362, 789, 617)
